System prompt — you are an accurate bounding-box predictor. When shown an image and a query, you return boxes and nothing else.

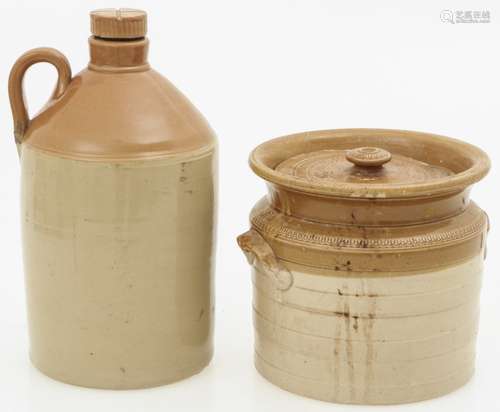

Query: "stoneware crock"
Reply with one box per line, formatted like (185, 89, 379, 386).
(9, 9, 216, 389)
(237, 128, 490, 404)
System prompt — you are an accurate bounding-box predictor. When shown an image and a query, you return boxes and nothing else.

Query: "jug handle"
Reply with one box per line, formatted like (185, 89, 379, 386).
(237, 229, 293, 291)
(8, 47, 72, 155)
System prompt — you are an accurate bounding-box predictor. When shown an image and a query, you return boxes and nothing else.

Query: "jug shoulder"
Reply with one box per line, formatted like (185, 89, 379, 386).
(23, 68, 216, 160)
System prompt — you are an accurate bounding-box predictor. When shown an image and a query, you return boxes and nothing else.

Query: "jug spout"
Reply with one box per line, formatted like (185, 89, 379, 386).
(88, 36, 149, 72)
(88, 9, 149, 72)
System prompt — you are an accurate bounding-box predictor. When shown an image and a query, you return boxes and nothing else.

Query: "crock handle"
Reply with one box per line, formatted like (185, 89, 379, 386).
(237, 229, 293, 291)
(8, 47, 72, 155)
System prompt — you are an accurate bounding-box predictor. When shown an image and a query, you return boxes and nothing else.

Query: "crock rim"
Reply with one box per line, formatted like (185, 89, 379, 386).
(249, 128, 490, 199)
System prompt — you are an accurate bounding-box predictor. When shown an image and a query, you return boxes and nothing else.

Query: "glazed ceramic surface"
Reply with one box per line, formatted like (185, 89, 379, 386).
(238, 129, 489, 404)
(9, 9, 217, 389)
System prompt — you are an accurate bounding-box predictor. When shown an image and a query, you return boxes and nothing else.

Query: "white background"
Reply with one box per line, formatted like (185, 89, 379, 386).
(0, 1, 499, 411)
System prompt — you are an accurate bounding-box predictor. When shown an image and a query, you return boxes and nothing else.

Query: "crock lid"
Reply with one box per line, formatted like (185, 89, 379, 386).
(250, 129, 490, 199)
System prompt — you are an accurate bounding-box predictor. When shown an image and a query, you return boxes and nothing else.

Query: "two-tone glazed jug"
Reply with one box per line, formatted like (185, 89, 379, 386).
(8, 9, 216, 389)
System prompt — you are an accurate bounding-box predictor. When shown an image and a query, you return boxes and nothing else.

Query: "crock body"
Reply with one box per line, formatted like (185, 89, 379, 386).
(238, 129, 489, 404)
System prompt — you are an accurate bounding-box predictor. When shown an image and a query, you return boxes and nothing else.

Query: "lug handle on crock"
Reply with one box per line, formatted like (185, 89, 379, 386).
(237, 229, 293, 291)
(346, 147, 392, 168)
(8, 47, 72, 157)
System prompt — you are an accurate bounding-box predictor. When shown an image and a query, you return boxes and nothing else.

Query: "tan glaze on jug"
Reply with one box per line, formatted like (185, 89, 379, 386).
(9, 9, 216, 389)
(237, 129, 490, 404)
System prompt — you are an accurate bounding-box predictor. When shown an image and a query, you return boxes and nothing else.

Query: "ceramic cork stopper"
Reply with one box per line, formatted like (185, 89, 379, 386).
(90, 8, 147, 39)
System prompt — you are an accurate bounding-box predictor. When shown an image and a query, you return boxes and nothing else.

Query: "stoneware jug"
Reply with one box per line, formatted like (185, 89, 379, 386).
(237, 129, 489, 404)
(9, 9, 216, 389)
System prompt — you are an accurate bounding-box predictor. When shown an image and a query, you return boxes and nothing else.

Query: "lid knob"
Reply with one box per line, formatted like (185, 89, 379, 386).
(90, 8, 147, 39)
(346, 147, 392, 167)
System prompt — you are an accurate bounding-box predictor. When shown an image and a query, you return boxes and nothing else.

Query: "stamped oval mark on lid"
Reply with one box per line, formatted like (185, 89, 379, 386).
(250, 129, 490, 198)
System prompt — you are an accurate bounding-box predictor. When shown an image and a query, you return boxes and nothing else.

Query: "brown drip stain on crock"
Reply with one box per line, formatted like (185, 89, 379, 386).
(362, 279, 376, 402)
(332, 315, 341, 399)
(342, 300, 356, 400)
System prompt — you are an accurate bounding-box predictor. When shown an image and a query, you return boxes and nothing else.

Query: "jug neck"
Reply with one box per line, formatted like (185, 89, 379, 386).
(88, 36, 150, 72)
